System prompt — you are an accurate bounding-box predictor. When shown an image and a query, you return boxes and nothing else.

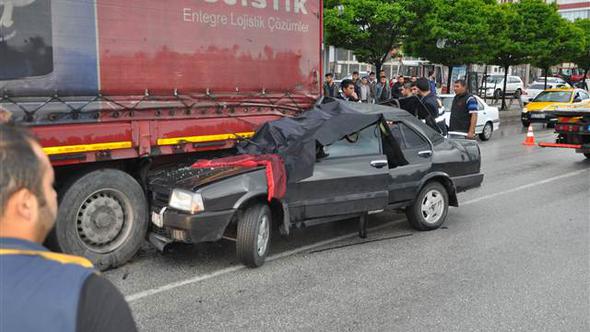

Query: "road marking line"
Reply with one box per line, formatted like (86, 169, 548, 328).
(125, 169, 588, 303)
(462, 169, 589, 206)
(125, 220, 400, 303)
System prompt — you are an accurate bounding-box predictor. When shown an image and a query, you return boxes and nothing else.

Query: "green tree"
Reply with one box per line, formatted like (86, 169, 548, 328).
(530, 17, 585, 89)
(323, 0, 415, 75)
(405, 0, 496, 91)
(570, 19, 590, 88)
(489, 0, 564, 110)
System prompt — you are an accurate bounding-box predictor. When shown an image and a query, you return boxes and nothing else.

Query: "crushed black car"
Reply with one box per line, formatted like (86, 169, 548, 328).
(147, 100, 484, 267)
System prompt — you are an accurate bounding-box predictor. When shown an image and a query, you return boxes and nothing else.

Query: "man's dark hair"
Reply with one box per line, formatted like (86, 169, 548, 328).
(325, 73, 333, 78)
(416, 77, 430, 92)
(0, 124, 45, 213)
(340, 79, 354, 89)
(454, 79, 467, 87)
(403, 82, 413, 89)
(369, 72, 375, 76)
(352, 71, 359, 76)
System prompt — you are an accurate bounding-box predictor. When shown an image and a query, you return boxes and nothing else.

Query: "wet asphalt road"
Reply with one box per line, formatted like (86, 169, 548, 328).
(105, 118, 590, 332)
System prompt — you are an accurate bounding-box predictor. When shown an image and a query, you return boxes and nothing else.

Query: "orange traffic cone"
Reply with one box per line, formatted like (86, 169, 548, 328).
(522, 125, 535, 146)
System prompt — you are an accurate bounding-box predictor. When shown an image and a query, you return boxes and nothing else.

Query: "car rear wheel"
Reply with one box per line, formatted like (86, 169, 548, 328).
(521, 120, 530, 128)
(479, 122, 493, 141)
(406, 182, 449, 231)
(236, 203, 271, 268)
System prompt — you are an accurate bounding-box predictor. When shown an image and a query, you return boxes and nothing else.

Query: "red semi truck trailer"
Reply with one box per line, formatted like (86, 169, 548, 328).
(0, 0, 322, 269)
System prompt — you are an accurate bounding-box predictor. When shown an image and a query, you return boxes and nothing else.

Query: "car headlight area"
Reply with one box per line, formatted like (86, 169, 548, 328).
(169, 189, 205, 214)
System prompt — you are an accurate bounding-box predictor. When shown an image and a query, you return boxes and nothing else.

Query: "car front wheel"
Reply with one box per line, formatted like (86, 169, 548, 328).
(406, 182, 449, 231)
(236, 203, 272, 268)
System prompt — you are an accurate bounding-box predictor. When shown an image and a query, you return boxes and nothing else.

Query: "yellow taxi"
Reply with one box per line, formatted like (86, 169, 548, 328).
(521, 88, 590, 127)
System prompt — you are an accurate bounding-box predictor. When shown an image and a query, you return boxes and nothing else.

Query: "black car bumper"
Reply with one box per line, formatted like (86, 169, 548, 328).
(155, 208, 236, 243)
(452, 173, 484, 193)
(522, 111, 556, 123)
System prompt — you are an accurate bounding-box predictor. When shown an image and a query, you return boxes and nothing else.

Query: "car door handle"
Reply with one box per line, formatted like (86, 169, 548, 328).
(418, 150, 432, 158)
(370, 160, 388, 168)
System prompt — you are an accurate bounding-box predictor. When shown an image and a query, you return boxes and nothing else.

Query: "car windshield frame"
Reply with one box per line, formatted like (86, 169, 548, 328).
(532, 91, 572, 103)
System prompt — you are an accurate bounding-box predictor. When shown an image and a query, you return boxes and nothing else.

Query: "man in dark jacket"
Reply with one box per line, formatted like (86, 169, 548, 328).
(391, 76, 405, 98)
(450, 79, 478, 139)
(323, 73, 336, 97)
(0, 124, 138, 332)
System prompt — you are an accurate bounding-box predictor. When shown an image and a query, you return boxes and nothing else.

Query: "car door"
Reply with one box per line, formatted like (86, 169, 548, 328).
(285, 124, 390, 221)
(386, 120, 433, 204)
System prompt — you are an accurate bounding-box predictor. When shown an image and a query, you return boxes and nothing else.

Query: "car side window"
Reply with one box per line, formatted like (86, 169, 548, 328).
(477, 100, 485, 111)
(388, 122, 429, 151)
(322, 125, 381, 159)
(580, 91, 590, 100)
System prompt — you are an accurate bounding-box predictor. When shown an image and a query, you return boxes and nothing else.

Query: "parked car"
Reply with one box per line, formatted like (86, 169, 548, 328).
(523, 80, 571, 104)
(147, 101, 484, 267)
(521, 88, 590, 127)
(480, 75, 524, 99)
(439, 94, 500, 141)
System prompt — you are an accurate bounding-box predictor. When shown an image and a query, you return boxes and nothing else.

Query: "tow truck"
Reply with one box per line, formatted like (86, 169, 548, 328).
(538, 104, 590, 159)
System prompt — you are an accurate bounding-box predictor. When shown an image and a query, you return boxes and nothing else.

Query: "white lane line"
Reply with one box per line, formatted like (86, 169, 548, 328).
(126, 220, 400, 303)
(462, 169, 589, 206)
(126, 168, 589, 303)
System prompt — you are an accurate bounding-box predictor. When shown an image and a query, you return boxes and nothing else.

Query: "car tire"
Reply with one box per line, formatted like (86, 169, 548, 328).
(547, 122, 555, 129)
(584, 153, 590, 159)
(56, 169, 148, 271)
(522, 120, 530, 128)
(406, 182, 449, 231)
(236, 203, 272, 268)
(493, 89, 502, 100)
(479, 122, 493, 141)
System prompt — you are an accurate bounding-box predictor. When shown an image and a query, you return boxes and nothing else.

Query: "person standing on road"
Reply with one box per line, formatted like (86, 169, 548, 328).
(368, 72, 377, 103)
(323, 73, 336, 98)
(375, 76, 391, 103)
(449, 79, 478, 139)
(337, 79, 360, 102)
(428, 70, 438, 96)
(391, 76, 405, 98)
(401, 82, 414, 97)
(351, 71, 362, 98)
(417, 77, 439, 119)
(360, 77, 372, 103)
(0, 124, 138, 332)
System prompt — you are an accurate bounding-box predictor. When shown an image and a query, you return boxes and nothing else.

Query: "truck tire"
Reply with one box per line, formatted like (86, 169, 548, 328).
(236, 203, 271, 268)
(56, 169, 148, 270)
(406, 182, 449, 231)
(479, 122, 493, 141)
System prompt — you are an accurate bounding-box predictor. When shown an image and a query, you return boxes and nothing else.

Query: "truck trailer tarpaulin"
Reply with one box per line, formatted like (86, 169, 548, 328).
(0, 0, 321, 97)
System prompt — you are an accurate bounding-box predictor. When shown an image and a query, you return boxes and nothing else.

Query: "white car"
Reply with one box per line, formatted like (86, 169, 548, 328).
(480, 75, 524, 99)
(522, 79, 571, 104)
(439, 94, 500, 141)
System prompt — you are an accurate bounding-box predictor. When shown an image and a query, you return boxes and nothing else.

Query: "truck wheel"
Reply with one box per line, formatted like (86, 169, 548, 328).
(236, 203, 271, 268)
(56, 169, 148, 270)
(479, 122, 493, 141)
(406, 182, 449, 231)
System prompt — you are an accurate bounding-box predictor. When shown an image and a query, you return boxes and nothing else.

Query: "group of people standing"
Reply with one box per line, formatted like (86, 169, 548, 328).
(323, 70, 478, 139)
(323, 70, 438, 104)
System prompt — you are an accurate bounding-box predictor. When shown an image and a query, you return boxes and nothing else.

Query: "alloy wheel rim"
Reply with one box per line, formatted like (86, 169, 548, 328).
(420, 189, 445, 224)
(256, 215, 270, 256)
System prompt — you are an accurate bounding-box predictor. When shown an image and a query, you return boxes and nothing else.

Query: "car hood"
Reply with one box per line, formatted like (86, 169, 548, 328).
(149, 166, 262, 193)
